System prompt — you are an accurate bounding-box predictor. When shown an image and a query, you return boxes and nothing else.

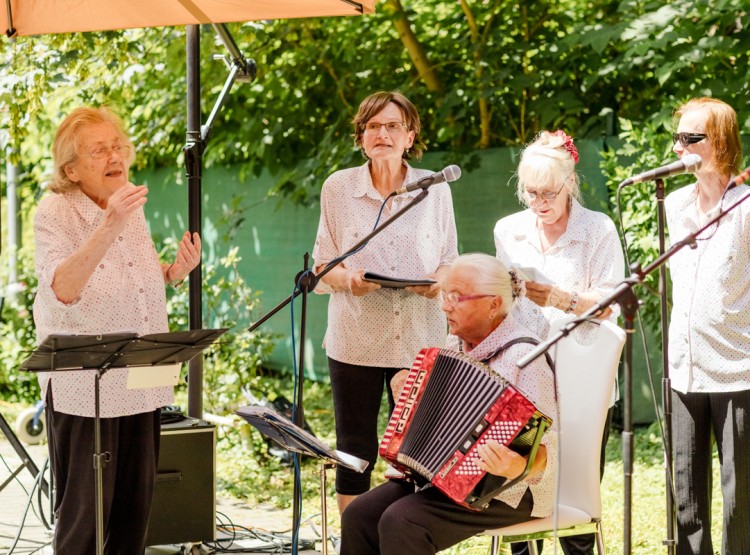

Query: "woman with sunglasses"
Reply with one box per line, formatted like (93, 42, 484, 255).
(312, 91, 458, 517)
(493, 130, 624, 555)
(665, 97, 750, 554)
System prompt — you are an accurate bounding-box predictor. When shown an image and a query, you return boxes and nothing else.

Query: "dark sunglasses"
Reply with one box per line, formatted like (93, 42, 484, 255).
(672, 132, 707, 148)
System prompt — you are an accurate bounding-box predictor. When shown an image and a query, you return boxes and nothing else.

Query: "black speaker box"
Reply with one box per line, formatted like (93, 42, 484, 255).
(146, 417, 216, 546)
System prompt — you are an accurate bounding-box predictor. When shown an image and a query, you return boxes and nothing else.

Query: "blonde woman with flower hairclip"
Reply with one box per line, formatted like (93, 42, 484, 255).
(493, 130, 624, 555)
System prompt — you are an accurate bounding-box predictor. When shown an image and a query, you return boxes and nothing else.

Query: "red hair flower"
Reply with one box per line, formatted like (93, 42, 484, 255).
(551, 129, 579, 164)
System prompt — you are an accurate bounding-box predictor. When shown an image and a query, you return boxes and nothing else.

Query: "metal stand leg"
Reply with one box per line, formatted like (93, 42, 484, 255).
(319, 462, 336, 555)
(94, 371, 109, 555)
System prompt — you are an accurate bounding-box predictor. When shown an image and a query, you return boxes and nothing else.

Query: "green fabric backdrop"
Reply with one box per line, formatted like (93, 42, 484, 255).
(137, 141, 660, 424)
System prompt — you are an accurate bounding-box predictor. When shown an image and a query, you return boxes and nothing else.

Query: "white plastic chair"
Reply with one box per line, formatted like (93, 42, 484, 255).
(484, 318, 626, 555)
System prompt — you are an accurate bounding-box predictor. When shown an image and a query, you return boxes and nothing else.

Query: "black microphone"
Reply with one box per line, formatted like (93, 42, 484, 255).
(394, 165, 462, 195)
(620, 154, 702, 187)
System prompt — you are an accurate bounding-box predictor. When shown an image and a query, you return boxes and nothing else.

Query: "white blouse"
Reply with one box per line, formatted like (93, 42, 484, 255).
(446, 313, 558, 518)
(494, 200, 625, 405)
(312, 162, 458, 368)
(665, 182, 750, 393)
(33, 189, 174, 417)
(493, 200, 624, 326)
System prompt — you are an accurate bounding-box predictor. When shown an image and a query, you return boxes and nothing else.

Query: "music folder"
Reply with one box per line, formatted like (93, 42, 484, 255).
(236, 405, 368, 473)
(363, 271, 436, 289)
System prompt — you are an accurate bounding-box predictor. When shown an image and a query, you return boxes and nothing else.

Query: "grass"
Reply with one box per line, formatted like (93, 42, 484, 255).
(2, 379, 723, 554)
(215, 379, 724, 555)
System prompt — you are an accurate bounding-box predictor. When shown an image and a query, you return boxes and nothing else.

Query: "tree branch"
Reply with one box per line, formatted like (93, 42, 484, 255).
(382, 0, 443, 93)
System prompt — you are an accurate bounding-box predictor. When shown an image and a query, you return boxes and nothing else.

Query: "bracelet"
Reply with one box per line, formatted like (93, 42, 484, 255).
(564, 290, 579, 314)
(166, 264, 185, 287)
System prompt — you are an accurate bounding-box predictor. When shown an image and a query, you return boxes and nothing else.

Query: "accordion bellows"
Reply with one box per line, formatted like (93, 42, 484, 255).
(379, 348, 552, 510)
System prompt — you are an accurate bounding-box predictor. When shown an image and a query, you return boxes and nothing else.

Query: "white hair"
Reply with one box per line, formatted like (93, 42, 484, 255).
(516, 130, 581, 207)
(450, 253, 518, 316)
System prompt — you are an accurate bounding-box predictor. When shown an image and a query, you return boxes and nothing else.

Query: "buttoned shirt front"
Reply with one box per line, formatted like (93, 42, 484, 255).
(493, 200, 624, 326)
(312, 162, 458, 368)
(446, 313, 558, 518)
(33, 188, 174, 417)
(665, 183, 750, 393)
(493, 200, 624, 405)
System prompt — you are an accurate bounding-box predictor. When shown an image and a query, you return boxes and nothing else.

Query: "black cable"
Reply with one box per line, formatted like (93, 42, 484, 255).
(204, 510, 315, 554)
(6, 455, 50, 554)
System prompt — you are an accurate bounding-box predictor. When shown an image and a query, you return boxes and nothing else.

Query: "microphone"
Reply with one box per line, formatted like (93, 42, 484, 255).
(394, 165, 462, 195)
(620, 154, 702, 187)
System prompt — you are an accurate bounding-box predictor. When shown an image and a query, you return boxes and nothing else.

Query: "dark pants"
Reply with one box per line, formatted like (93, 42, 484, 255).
(511, 406, 614, 555)
(328, 357, 400, 495)
(672, 388, 750, 555)
(341, 480, 537, 555)
(46, 390, 161, 555)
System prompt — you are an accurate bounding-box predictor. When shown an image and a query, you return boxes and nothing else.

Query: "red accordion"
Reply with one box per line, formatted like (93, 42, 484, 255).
(379, 348, 552, 510)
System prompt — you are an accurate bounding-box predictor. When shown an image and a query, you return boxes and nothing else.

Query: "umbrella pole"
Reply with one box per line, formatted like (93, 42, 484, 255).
(185, 25, 204, 420)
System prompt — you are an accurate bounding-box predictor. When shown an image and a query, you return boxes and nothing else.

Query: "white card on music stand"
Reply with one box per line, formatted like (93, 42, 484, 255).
(126, 363, 182, 389)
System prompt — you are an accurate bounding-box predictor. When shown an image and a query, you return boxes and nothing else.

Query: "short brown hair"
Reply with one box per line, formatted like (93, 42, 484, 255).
(352, 91, 425, 160)
(674, 97, 742, 177)
(50, 106, 134, 194)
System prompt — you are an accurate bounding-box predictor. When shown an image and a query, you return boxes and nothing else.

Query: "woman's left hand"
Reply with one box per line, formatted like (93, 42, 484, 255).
(525, 281, 563, 309)
(475, 440, 526, 480)
(405, 272, 442, 299)
(168, 231, 202, 283)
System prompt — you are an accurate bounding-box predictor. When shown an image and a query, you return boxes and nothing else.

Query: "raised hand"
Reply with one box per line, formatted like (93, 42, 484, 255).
(103, 184, 148, 236)
(167, 231, 202, 283)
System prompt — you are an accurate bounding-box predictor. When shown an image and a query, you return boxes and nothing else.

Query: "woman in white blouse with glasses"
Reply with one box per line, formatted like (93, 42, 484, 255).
(493, 130, 624, 555)
(312, 91, 458, 516)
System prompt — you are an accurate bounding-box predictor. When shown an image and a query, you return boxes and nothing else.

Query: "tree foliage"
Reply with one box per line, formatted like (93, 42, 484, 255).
(1, 1, 749, 401)
(8, 1, 747, 205)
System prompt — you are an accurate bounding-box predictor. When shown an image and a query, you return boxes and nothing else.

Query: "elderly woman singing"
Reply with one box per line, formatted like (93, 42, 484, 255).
(340, 253, 558, 555)
(32, 106, 201, 553)
(494, 130, 624, 555)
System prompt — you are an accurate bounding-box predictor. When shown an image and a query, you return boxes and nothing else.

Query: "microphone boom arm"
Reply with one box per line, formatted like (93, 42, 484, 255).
(519, 168, 750, 368)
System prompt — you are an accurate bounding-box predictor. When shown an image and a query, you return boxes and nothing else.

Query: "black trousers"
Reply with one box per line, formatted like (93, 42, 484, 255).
(511, 406, 614, 555)
(328, 357, 400, 495)
(672, 388, 750, 555)
(46, 390, 161, 554)
(341, 480, 537, 555)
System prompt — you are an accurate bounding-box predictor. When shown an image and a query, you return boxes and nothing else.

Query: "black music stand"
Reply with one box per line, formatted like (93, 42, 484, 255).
(236, 405, 368, 555)
(20, 328, 227, 555)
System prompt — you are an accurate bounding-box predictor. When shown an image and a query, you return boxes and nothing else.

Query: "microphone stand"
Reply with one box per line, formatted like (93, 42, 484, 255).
(655, 178, 677, 554)
(248, 188, 431, 551)
(516, 171, 750, 555)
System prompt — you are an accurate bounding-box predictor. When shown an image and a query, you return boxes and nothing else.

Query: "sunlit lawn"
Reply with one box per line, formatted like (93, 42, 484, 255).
(3, 376, 722, 555)
(216, 380, 724, 555)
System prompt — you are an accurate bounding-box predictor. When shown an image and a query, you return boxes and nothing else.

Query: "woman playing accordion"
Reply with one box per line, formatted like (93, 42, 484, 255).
(340, 253, 558, 555)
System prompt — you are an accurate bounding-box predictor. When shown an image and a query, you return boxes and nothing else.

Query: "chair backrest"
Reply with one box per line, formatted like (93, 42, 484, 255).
(547, 318, 625, 517)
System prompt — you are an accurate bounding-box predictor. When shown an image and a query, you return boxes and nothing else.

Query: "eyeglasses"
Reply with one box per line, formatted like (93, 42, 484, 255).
(363, 121, 408, 135)
(80, 144, 132, 160)
(440, 291, 494, 306)
(672, 132, 707, 148)
(524, 175, 569, 202)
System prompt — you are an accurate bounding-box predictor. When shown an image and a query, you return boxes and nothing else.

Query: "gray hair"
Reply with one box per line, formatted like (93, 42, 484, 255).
(50, 106, 135, 194)
(450, 253, 523, 316)
(516, 130, 581, 207)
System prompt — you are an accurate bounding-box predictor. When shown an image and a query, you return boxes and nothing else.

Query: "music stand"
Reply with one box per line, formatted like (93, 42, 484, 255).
(20, 328, 227, 555)
(236, 405, 368, 555)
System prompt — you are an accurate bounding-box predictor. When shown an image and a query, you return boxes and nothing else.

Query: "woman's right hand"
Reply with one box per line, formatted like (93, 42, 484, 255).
(104, 184, 148, 236)
(390, 369, 410, 398)
(347, 268, 381, 296)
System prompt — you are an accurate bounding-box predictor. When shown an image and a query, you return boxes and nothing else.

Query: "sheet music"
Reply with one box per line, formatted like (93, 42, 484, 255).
(236, 405, 368, 473)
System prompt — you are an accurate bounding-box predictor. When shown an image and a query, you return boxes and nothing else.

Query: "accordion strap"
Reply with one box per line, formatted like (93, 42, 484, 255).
(481, 336, 555, 375)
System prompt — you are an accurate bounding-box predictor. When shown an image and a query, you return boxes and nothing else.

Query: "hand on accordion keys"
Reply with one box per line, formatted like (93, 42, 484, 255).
(476, 440, 545, 482)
